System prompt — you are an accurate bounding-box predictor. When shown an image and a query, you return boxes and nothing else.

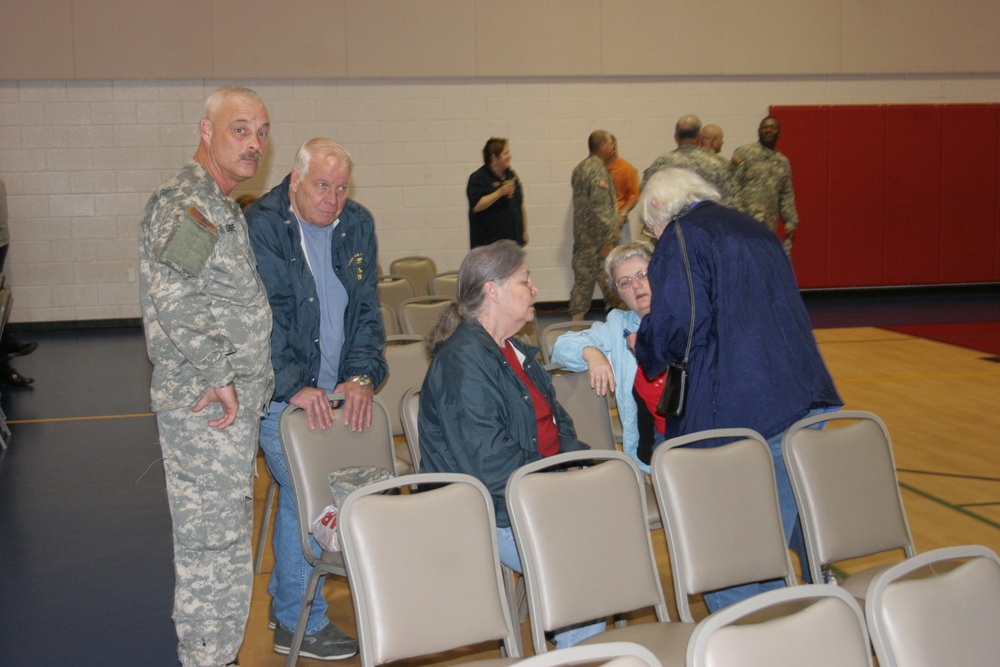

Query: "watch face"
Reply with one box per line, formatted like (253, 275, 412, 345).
(352, 375, 373, 387)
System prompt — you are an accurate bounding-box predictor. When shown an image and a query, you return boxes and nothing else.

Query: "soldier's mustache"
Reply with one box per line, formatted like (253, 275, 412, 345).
(241, 150, 263, 162)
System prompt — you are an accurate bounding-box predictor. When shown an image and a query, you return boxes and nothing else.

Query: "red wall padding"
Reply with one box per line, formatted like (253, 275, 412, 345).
(771, 104, 1000, 288)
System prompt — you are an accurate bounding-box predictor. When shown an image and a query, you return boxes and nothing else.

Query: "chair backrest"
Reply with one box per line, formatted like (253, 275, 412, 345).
(651, 429, 797, 622)
(376, 335, 430, 436)
(506, 450, 670, 655)
(339, 473, 520, 667)
(380, 303, 398, 337)
(782, 410, 915, 583)
(688, 585, 873, 667)
(279, 393, 396, 568)
(399, 385, 421, 472)
(539, 320, 595, 365)
(547, 367, 616, 451)
(428, 270, 460, 298)
(397, 296, 454, 337)
(513, 642, 663, 667)
(377, 274, 416, 318)
(390, 256, 438, 296)
(866, 545, 1000, 667)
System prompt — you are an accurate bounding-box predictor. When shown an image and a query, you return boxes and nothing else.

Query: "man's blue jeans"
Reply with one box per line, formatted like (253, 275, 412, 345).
(259, 404, 330, 634)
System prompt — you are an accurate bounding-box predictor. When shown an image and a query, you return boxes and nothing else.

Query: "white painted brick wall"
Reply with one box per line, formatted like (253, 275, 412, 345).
(1, 75, 999, 323)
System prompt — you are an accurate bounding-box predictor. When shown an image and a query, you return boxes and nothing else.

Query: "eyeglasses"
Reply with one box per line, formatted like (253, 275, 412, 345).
(615, 268, 649, 291)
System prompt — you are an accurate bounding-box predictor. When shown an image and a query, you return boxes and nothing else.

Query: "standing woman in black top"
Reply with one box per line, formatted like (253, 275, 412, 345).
(467, 137, 527, 248)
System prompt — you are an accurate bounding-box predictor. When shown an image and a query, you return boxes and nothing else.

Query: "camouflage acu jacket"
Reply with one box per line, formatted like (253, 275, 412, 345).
(732, 142, 799, 234)
(571, 155, 619, 247)
(140, 161, 274, 413)
(641, 145, 737, 206)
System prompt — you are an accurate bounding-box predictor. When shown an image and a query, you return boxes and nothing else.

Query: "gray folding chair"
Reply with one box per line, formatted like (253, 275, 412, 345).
(549, 368, 660, 530)
(651, 429, 797, 622)
(687, 585, 873, 667)
(339, 473, 522, 667)
(397, 295, 454, 337)
(539, 320, 594, 365)
(377, 273, 416, 321)
(506, 450, 694, 665)
(782, 410, 916, 603)
(866, 544, 1000, 667)
(428, 270, 459, 298)
(279, 393, 397, 667)
(376, 335, 430, 475)
(389, 255, 437, 297)
(399, 385, 421, 473)
(380, 303, 398, 337)
(513, 642, 662, 667)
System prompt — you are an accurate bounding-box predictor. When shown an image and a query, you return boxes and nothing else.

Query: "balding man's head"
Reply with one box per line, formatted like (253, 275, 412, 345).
(675, 114, 702, 146)
(588, 130, 613, 158)
(699, 124, 724, 153)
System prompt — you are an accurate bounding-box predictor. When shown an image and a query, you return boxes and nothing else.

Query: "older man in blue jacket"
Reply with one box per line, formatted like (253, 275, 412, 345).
(246, 138, 387, 661)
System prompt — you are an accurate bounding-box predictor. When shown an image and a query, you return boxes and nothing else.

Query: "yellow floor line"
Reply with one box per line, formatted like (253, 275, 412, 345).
(7, 413, 155, 424)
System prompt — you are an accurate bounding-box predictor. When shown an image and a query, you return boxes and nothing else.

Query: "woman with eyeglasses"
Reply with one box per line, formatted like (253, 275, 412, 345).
(550, 240, 665, 473)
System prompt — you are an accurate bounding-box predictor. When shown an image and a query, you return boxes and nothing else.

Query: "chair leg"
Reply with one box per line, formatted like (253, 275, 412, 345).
(501, 565, 525, 657)
(255, 477, 278, 574)
(285, 568, 325, 667)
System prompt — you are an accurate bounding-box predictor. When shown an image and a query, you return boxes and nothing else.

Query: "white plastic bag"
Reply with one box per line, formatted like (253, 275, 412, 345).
(311, 504, 340, 552)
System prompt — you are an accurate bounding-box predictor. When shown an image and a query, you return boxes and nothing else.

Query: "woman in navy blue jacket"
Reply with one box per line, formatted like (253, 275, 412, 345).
(635, 168, 842, 612)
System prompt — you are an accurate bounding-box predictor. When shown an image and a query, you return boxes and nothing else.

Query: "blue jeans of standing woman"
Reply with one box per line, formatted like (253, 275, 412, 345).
(700, 407, 832, 613)
(496, 526, 606, 648)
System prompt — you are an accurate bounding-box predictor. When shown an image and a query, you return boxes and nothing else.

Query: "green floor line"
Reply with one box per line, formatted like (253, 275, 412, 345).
(959, 501, 1000, 508)
(901, 482, 1000, 531)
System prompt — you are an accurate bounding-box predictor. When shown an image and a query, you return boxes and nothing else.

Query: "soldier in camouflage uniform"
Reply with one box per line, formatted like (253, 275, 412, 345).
(139, 86, 274, 667)
(732, 116, 800, 255)
(641, 114, 737, 205)
(569, 130, 623, 321)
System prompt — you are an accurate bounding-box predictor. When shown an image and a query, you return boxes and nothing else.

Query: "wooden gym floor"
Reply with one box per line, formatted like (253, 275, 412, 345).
(0, 287, 998, 666)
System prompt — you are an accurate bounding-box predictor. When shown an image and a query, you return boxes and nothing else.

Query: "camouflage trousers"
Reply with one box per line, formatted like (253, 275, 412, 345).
(568, 241, 624, 316)
(157, 400, 260, 667)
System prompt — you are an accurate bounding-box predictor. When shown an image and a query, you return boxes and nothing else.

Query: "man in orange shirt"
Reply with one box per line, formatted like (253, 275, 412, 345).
(604, 134, 640, 242)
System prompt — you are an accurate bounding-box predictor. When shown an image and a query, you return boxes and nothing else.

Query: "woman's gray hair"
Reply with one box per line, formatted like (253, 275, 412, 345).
(427, 240, 525, 356)
(605, 240, 654, 291)
(639, 168, 720, 234)
(293, 137, 353, 180)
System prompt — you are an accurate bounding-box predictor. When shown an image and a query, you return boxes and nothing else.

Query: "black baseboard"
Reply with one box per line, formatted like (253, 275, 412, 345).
(6, 318, 144, 334)
(5, 282, 998, 333)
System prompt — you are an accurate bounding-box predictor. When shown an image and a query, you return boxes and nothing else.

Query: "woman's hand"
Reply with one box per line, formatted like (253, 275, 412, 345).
(581, 346, 615, 396)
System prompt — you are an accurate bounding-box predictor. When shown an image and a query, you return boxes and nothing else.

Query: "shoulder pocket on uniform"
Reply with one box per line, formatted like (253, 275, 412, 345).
(160, 206, 219, 278)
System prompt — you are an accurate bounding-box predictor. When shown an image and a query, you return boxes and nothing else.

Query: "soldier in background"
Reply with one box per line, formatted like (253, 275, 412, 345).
(569, 130, 623, 321)
(641, 114, 736, 205)
(699, 123, 726, 154)
(139, 85, 274, 667)
(603, 134, 640, 243)
(732, 115, 800, 256)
